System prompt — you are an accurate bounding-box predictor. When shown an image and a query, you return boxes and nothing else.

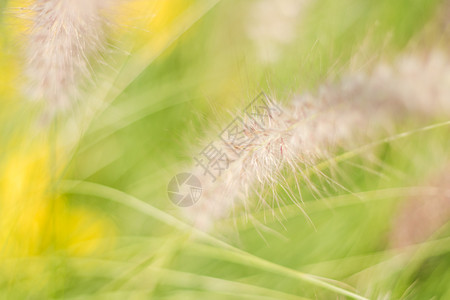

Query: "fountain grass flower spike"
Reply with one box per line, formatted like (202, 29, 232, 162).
(184, 51, 450, 231)
(24, 0, 114, 112)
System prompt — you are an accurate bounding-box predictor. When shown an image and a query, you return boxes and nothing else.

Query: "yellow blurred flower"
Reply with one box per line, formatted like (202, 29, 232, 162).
(118, 0, 193, 34)
(0, 35, 19, 102)
(116, 0, 194, 53)
(0, 141, 115, 259)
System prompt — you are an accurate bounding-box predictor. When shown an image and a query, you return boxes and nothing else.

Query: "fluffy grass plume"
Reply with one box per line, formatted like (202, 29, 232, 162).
(24, 0, 113, 111)
(390, 164, 450, 248)
(185, 51, 450, 230)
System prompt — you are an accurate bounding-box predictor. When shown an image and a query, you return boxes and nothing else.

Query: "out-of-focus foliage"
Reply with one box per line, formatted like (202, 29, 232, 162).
(0, 0, 449, 299)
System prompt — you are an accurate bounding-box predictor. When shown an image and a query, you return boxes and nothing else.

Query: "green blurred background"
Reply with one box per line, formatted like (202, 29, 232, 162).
(0, 0, 449, 299)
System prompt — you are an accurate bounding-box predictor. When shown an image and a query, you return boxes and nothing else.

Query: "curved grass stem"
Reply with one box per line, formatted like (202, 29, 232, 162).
(60, 180, 369, 300)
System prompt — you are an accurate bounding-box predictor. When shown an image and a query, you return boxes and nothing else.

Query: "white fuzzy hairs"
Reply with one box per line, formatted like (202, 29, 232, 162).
(183, 51, 450, 230)
(24, 0, 114, 109)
